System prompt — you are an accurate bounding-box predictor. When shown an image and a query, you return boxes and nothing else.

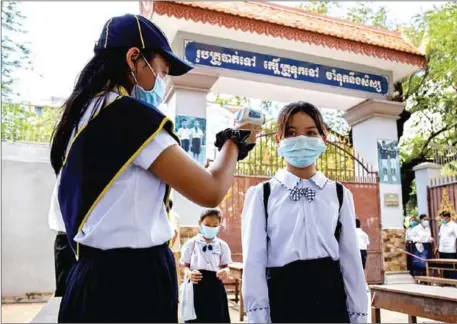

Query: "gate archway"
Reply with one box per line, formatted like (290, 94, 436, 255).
(218, 124, 384, 284)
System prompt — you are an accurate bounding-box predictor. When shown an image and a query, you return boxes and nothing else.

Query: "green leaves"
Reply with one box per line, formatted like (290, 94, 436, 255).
(1, 1, 31, 101)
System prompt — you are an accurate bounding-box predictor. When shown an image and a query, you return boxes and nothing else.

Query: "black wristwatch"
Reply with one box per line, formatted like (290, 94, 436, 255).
(214, 128, 256, 161)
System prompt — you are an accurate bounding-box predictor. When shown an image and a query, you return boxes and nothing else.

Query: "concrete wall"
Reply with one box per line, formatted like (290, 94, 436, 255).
(2, 142, 56, 299)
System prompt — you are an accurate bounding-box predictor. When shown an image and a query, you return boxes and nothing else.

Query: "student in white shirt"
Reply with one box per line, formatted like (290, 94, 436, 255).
(409, 214, 434, 276)
(190, 120, 204, 161)
(242, 102, 368, 323)
(177, 119, 191, 152)
(405, 217, 418, 275)
(438, 211, 457, 279)
(356, 219, 370, 271)
(49, 14, 260, 323)
(180, 208, 232, 323)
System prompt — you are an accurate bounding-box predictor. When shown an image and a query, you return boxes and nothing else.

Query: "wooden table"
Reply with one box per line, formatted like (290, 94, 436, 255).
(426, 258, 457, 277)
(229, 262, 245, 322)
(370, 284, 457, 323)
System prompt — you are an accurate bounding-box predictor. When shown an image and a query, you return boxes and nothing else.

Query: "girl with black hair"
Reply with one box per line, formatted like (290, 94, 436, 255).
(242, 101, 368, 323)
(48, 14, 260, 323)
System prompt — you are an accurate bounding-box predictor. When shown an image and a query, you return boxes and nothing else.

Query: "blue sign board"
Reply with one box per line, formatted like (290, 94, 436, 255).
(184, 41, 389, 95)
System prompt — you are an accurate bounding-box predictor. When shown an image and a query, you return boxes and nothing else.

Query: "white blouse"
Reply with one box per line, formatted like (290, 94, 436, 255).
(439, 220, 457, 253)
(48, 91, 178, 249)
(180, 234, 232, 272)
(242, 169, 368, 323)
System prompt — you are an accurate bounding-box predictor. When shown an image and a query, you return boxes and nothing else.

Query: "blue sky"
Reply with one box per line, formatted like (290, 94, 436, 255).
(11, 1, 444, 104)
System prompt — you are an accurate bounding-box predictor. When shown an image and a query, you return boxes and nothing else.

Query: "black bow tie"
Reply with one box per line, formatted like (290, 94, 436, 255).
(290, 187, 316, 202)
(202, 245, 213, 252)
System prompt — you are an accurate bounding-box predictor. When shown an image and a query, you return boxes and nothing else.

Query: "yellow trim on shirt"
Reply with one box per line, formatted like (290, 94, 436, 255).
(76, 117, 172, 258)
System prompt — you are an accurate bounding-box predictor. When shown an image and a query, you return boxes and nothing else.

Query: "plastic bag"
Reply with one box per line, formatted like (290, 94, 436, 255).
(180, 278, 196, 321)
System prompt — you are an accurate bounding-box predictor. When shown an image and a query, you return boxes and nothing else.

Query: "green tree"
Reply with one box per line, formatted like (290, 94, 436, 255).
(344, 2, 457, 214)
(1, 1, 31, 101)
(295, 1, 339, 15)
(346, 1, 396, 30)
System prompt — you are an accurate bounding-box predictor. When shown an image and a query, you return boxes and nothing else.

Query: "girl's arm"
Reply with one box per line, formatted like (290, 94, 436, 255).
(150, 124, 259, 208)
(241, 186, 270, 323)
(216, 241, 233, 280)
(338, 188, 369, 323)
(180, 240, 201, 283)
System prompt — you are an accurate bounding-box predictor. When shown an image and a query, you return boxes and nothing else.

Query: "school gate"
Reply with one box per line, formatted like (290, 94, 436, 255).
(217, 127, 384, 284)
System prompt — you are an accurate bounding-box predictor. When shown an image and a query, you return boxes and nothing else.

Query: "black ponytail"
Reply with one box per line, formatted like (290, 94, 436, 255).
(50, 48, 154, 175)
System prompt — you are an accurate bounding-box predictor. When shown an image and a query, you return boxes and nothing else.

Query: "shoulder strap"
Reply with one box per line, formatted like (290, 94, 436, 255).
(263, 181, 271, 224)
(334, 182, 344, 242)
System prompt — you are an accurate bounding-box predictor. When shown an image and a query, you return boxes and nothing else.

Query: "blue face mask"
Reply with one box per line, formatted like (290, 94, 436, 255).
(441, 219, 447, 225)
(200, 225, 220, 239)
(410, 220, 418, 227)
(278, 136, 326, 168)
(131, 55, 166, 108)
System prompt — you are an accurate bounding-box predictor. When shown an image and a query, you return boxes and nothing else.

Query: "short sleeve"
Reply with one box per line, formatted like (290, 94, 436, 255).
(220, 241, 232, 266)
(133, 130, 177, 170)
(180, 239, 195, 265)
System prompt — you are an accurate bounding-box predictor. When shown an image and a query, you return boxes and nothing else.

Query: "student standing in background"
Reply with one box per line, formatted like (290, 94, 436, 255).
(356, 219, 370, 278)
(409, 214, 434, 276)
(438, 211, 457, 279)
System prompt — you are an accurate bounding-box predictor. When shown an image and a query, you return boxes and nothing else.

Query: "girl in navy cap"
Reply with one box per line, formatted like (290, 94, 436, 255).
(49, 14, 260, 323)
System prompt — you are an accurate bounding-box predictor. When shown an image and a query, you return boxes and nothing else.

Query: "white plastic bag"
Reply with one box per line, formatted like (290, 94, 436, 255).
(180, 278, 197, 321)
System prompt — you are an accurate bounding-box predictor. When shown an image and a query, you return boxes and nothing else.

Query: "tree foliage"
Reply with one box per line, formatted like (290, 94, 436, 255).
(1, 1, 31, 101)
(345, 2, 396, 30)
(295, 1, 339, 15)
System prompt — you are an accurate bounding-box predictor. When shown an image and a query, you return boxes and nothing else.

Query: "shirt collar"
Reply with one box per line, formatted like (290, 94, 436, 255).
(274, 169, 328, 190)
(195, 234, 218, 244)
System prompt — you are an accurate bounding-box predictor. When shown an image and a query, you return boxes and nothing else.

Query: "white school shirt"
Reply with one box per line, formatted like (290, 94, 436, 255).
(409, 224, 433, 243)
(439, 220, 457, 253)
(169, 210, 181, 252)
(177, 127, 191, 140)
(47, 91, 177, 249)
(356, 228, 370, 250)
(180, 234, 232, 272)
(242, 169, 368, 324)
(190, 127, 204, 139)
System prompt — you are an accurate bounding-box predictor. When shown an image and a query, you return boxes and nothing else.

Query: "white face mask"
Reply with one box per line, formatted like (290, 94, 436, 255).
(422, 220, 429, 228)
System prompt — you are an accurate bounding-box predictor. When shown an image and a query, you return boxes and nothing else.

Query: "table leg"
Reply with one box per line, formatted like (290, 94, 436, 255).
(235, 279, 239, 304)
(408, 315, 417, 323)
(426, 262, 430, 277)
(371, 307, 381, 324)
(239, 281, 245, 322)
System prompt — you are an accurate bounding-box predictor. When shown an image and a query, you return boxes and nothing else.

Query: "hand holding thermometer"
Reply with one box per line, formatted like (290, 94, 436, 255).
(234, 108, 266, 126)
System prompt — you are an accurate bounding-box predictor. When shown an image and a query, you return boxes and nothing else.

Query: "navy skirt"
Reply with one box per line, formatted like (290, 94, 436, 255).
(58, 243, 178, 323)
(185, 270, 230, 323)
(267, 258, 350, 323)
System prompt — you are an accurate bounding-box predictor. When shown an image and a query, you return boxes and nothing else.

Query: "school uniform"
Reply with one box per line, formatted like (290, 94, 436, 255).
(242, 169, 368, 323)
(356, 228, 370, 269)
(178, 127, 191, 152)
(48, 187, 77, 297)
(438, 220, 457, 279)
(190, 127, 204, 155)
(409, 224, 433, 276)
(405, 226, 416, 275)
(53, 90, 181, 323)
(180, 234, 232, 323)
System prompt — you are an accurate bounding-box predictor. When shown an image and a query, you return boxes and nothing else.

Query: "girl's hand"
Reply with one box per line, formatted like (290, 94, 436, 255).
(216, 268, 230, 281)
(188, 270, 202, 284)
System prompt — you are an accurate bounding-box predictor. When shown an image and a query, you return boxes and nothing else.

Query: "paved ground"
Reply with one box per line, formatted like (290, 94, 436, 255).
(1, 295, 441, 323)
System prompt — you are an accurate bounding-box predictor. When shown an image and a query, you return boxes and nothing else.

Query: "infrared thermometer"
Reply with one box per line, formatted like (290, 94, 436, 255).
(234, 108, 266, 126)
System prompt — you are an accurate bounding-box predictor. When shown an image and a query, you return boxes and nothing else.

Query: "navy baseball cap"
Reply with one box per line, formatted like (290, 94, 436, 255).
(95, 14, 193, 76)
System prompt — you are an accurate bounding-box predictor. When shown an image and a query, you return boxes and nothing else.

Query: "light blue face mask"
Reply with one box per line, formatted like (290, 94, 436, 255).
(278, 135, 326, 168)
(200, 225, 220, 240)
(131, 55, 166, 108)
(441, 219, 447, 225)
(410, 220, 418, 227)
